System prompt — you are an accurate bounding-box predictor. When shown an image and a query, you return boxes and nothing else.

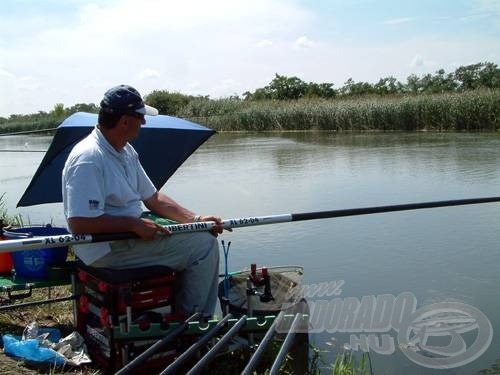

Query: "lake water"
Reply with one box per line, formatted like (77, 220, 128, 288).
(1, 131, 500, 374)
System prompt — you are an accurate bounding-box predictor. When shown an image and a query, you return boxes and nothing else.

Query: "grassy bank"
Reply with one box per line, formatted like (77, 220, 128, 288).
(0, 89, 498, 134)
(180, 89, 500, 132)
(0, 117, 61, 135)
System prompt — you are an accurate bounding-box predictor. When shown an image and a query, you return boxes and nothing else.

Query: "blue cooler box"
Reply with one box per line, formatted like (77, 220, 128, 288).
(4, 225, 69, 279)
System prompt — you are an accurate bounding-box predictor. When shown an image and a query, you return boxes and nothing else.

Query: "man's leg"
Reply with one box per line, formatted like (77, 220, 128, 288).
(174, 233, 220, 315)
(91, 232, 220, 316)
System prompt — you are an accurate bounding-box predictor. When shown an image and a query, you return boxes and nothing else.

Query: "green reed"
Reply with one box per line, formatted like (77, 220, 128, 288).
(0, 117, 60, 134)
(1, 89, 498, 134)
(180, 89, 500, 132)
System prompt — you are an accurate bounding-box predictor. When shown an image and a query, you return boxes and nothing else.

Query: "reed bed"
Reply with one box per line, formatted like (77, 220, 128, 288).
(1, 89, 498, 134)
(180, 89, 500, 132)
(0, 118, 61, 134)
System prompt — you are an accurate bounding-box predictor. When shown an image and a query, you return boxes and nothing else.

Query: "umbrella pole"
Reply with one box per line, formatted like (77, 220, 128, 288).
(1, 196, 500, 253)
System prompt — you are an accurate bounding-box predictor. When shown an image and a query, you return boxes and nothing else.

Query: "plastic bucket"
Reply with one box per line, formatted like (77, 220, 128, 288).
(3, 225, 69, 279)
(0, 234, 14, 274)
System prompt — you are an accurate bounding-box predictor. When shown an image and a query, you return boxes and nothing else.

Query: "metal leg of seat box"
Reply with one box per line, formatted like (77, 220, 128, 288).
(241, 311, 284, 375)
(159, 314, 233, 375)
(115, 312, 201, 375)
(186, 315, 247, 375)
(269, 313, 303, 375)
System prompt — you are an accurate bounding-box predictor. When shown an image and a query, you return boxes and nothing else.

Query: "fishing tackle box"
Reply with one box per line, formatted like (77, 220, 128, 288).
(75, 262, 180, 373)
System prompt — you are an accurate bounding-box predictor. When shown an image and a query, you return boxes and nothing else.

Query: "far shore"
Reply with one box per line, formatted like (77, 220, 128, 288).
(1, 89, 499, 134)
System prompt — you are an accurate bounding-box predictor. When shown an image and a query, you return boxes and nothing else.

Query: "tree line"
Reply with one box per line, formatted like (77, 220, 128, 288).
(144, 61, 500, 115)
(0, 61, 499, 129)
(242, 61, 500, 100)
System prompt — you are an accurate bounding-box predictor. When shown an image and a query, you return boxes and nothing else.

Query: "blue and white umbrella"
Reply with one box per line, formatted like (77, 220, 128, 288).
(17, 112, 215, 207)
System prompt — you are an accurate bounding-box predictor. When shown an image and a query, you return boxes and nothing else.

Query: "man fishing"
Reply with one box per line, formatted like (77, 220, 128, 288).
(62, 84, 222, 317)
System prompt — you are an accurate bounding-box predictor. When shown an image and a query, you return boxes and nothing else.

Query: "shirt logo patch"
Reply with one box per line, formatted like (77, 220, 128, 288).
(88, 200, 99, 210)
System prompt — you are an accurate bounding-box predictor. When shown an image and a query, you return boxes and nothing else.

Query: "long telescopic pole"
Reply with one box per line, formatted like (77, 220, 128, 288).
(1, 196, 499, 254)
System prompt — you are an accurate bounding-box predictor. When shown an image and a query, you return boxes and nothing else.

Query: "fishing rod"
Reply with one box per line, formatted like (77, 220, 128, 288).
(0, 128, 58, 137)
(1, 196, 500, 254)
(0, 149, 46, 153)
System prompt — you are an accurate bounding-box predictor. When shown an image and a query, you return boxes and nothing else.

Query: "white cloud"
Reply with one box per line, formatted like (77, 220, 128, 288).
(476, 0, 500, 14)
(462, 0, 500, 26)
(411, 54, 424, 67)
(17, 76, 40, 91)
(293, 36, 314, 49)
(257, 40, 273, 48)
(458, 13, 490, 22)
(383, 17, 414, 25)
(0, 0, 316, 116)
(211, 79, 239, 97)
(137, 68, 161, 80)
(0, 67, 14, 78)
(410, 54, 437, 70)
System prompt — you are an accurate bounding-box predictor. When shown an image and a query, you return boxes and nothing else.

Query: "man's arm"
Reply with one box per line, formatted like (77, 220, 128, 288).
(143, 192, 197, 223)
(69, 192, 222, 239)
(68, 214, 167, 240)
(144, 192, 224, 234)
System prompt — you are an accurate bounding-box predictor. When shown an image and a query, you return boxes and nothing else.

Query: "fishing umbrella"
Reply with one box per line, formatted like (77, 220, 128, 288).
(17, 111, 215, 207)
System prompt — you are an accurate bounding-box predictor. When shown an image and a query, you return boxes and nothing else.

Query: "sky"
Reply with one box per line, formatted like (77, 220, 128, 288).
(0, 0, 499, 117)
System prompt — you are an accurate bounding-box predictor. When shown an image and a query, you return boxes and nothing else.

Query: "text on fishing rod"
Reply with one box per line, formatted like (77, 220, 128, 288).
(228, 217, 260, 226)
(44, 234, 88, 245)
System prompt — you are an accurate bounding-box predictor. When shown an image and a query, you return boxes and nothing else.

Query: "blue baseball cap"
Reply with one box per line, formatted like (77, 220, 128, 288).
(100, 84, 158, 116)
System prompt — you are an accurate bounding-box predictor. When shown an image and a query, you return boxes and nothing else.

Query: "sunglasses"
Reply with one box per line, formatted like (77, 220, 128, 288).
(125, 112, 145, 120)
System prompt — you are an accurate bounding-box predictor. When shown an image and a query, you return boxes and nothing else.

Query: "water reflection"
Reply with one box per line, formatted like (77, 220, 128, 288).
(211, 132, 500, 187)
(2, 131, 500, 374)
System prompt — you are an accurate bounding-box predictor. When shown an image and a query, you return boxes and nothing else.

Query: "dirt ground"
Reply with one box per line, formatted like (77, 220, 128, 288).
(0, 286, 102, 375)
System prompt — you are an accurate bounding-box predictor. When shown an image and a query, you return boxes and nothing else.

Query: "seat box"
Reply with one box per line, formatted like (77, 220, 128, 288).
(84, 323, 177, 374)
(74, 264, 179, 373)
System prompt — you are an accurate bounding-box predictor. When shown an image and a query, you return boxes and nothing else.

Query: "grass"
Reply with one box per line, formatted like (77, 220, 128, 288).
(0, 194, 24, 228)
(179, 89, 500, 132)
(331, 352, 370, 375)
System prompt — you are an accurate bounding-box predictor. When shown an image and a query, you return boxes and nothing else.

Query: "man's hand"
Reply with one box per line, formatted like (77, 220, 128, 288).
(133, 218, 171, 240)
(199, 215, 224, 236)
